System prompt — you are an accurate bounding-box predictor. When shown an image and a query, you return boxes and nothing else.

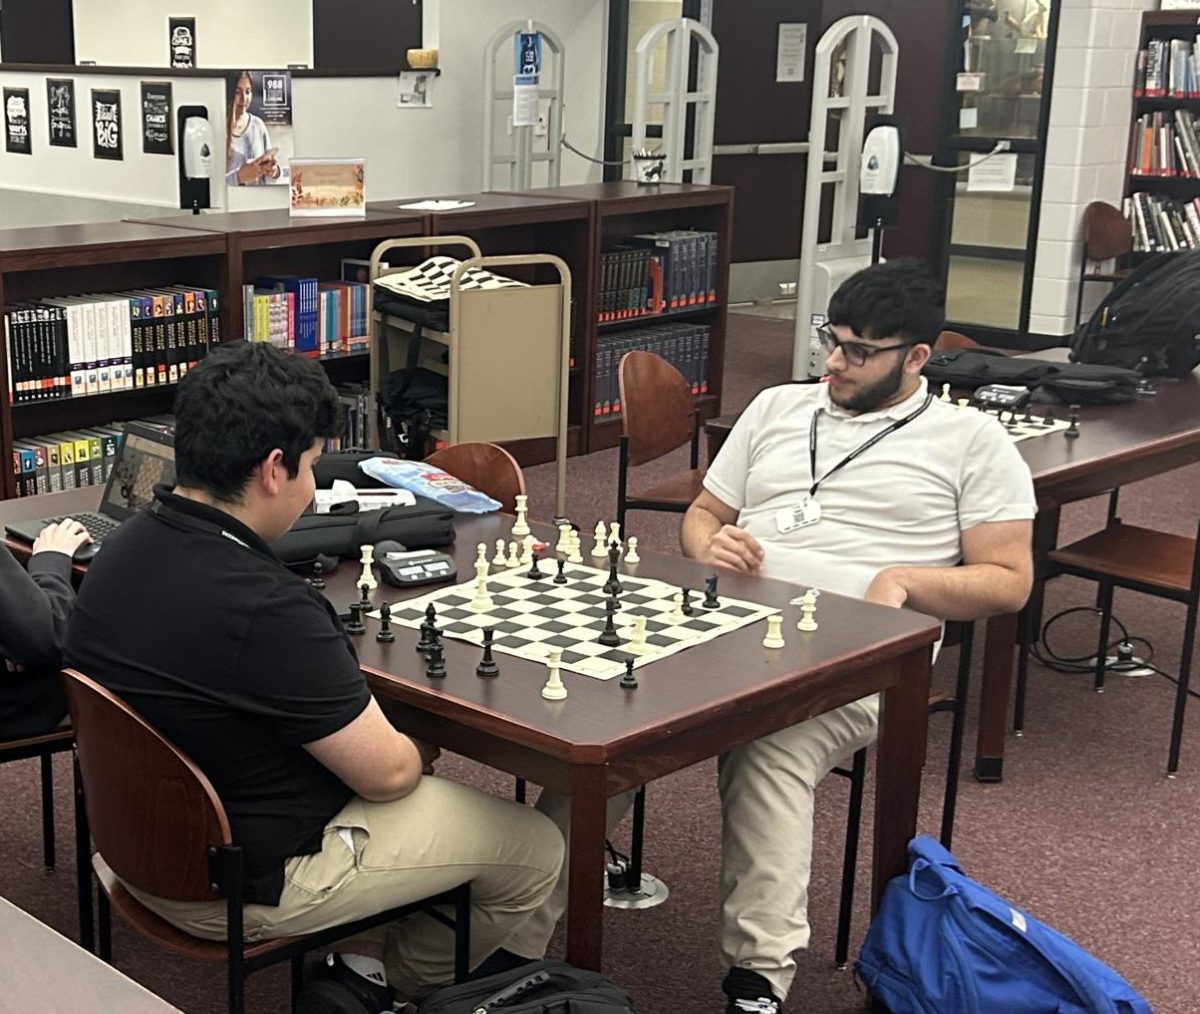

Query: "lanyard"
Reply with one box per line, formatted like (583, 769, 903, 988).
(808, 391, 933, 498)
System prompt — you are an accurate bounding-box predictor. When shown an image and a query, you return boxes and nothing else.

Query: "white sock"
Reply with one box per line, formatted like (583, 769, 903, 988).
(337, 952, 388, 988)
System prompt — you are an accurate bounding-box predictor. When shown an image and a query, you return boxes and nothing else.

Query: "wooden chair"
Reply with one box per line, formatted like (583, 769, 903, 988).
(830, 620, 974, 968)
(616, 351, 705, 533)
(1014, 494, 1199, 776)
(934, 329, 982, 352)
(425, 441, 525, 514)
(61, 668, 470, 1014)
(1075, 201, 1133, 328)
(0, 728, 74, 868)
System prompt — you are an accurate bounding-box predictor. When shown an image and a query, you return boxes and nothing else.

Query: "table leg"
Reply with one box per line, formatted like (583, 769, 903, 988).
(974, 611, 1018, 782)
(564, 764, 608, 970)
(871, 646, 932, 913)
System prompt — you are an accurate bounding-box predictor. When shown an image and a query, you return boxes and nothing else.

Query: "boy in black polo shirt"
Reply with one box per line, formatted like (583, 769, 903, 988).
(66, 342, 564, 1013)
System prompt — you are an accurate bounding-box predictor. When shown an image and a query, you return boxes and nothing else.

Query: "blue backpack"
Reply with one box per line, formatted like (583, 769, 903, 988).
(856, 837, 1153, 1014)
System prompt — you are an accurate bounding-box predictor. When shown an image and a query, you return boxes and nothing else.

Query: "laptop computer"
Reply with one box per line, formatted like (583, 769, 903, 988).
(5, 421, 176, 562)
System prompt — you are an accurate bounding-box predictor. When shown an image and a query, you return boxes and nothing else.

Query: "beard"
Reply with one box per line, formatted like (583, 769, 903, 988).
(828, 353, 909, 413)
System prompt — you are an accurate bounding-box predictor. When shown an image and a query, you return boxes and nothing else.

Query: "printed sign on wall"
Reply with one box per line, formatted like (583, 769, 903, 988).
(141, 81, 173, 154)
(47, 79, 77, 147)
(92, 88, 124, 161)
(4, 88, 32, 155)
(169, 17, 197, 68)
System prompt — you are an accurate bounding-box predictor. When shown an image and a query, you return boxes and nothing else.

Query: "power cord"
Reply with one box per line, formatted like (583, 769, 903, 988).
(561, 134, 629, 167)
(605, 839, 631, 890)
(903, 140, 1009, 173)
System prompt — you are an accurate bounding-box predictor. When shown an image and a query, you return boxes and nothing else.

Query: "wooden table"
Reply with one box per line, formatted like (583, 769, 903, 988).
(705, 369, 1200, 782)
(1, 492, 940, 970)
(0, 895, 182, 1011)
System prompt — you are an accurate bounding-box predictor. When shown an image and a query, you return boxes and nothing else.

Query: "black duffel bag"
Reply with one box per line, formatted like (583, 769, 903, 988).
(416, 960, 637, 1014)
(923, 351, 1142, 405)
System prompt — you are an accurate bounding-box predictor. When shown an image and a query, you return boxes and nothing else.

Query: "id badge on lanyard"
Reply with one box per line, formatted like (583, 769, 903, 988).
(776, 495, 822, 533)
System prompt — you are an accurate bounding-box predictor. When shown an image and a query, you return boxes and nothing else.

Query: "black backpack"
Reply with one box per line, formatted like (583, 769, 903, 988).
(415, 960, 637, 1014)
(1071, 249, 1200, 377)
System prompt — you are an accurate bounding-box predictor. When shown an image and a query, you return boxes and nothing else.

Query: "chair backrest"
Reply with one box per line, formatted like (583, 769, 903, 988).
(423, 442, 526, 513)
(1083, 201, 1132, 263)
(934, 329, 982, 352)
(618, 351, 696, 467)
(61, 668, 231, 903)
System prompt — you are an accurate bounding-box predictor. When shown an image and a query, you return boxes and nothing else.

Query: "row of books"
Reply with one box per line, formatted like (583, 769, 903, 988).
(242, 276, 372, 355)
(11, 423, 129, 497)
(1126, 191, 1200, 252)
(598, 230, 719, 322)
(3, 285, 219, 405)
(1134, 36, 1200, 98)
(593, 323, 711, 418)
(1128, 109, 1200, 177)
(329, 384, 372, 451)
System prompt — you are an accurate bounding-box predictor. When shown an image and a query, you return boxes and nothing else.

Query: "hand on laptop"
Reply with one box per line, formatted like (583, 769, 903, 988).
(32, 518, 92, 558)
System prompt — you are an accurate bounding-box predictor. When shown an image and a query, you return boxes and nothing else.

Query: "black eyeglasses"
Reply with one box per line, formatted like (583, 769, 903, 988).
(816, 325, 914, 367)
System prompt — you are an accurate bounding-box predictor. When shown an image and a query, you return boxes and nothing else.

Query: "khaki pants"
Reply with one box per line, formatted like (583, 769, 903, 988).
(128, 777, 564, 999)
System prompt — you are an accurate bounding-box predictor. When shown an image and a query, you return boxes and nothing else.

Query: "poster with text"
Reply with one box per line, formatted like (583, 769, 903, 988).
(92, 89, 123, 160)
(169, 17, 196, 69)
(47, 78, 77, 147)
(4, 88, 32, 155)
(141, 81, 173, 154)
(225, 70, 292, 186)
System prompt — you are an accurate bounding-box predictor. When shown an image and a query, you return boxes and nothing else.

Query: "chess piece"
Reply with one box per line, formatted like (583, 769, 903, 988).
(358, 583, 373, 611)
(620, 656, 639, 689)
(624, 536, 640, 565)
(1022, 405, 1035, 425)
(511, 494, 531, 537)
(1065, 404, 1081, 439)
(345, 602, 365, 635)
(556, 523, 572, 555)
(940, 382, 951, 403)
(357, 545, 378, 591)
(541, 648, 567, 700)
(476, 542, 488, 567)
(761, 614, 785, 649)
(426, 641, 447, 679)
(797, 589, 819, 632)
(526, 552, 546, 581)
(476, 628, 500, 677)
(628, 615, 649, 654)
(520, 534, 536, 567)
(554, 558, 568, 584)
(598, 598, 622, 646)
(703, 575, 720, 609)
(956, 398, 970, 410)
(471, 570, 493, 612)
(668, 592, 686, 625)
(603, 543, 623, 596)
(376, 602, 395, 643)
(309, 560, 325, 590)
(607, 521, 622, 551)
(416, 604, 439, 654)
(506, 541, 521, 568)
(591, 521, 607, 558)
(567, 533, 584, 564)
(492, 539, 507, 567)
(681, 587, 694, 616)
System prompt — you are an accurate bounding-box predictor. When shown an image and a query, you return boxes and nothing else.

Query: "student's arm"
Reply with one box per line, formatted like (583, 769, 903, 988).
(0, 521, 89, 670)
(303, 698, 428, 802)
(681, 489, 765, 574)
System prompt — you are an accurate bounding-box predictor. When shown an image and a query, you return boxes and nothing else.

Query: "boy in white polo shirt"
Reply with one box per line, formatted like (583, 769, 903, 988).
(683, 258, 1037, 1013)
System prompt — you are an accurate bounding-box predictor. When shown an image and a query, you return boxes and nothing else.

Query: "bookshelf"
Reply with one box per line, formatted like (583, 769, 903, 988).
(1126, 11, 1200, 252)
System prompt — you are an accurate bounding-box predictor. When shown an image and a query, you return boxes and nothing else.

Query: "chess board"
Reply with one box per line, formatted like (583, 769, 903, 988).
(952, 403, 1072, 442)
(384, 561, 778, 680)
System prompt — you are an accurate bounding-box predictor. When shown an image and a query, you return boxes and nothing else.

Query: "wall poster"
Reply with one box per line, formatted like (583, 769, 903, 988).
(91, 88, 124, 161)
(225, 70, 293, 186)
(169, 18, 197, 69)
(141, 81, 173, 154)
(4, 88, 32, 155)
(47, 78, 77, 147)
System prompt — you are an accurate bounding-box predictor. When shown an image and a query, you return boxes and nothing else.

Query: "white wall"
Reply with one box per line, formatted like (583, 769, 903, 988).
(1028, 0, 1153, 337)
(72, 0, 313, 69)
(0, 0, 607, 213)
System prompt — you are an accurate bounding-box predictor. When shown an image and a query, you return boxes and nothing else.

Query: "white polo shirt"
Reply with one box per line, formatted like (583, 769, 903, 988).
(703, 378, 1037, 600)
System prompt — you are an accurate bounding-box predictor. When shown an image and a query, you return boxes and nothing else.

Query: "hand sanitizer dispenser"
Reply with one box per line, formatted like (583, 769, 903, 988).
(176, 104, 212, 211)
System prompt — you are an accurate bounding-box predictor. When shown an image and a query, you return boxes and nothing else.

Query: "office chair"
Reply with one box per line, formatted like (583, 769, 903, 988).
(425, 441, 526, 514)
(934, 329, 983, 352)
(1075, 201, 1133, 328)
(62, 668, 470, 1014)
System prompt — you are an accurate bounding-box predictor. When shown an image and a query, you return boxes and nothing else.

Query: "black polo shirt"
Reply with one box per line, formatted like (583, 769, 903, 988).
(65, 487, 370, 906)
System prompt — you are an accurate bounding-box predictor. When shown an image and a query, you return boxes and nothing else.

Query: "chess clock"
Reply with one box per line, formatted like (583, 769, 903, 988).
(972, 384, 1031, 411)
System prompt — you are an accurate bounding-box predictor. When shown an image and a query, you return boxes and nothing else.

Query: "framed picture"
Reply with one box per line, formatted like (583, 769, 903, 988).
(141, 81, 173, 155)
(169, 17, 196, 68)
(47, 78, 76, 147)
(289, 157, 366, 217)
(4, 87, 32, 155)
(91, 88, 123, 160)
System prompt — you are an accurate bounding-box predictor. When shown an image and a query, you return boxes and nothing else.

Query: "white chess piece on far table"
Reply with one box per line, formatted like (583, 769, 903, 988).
(940, 383, 951, 403)
(476, 542, 488, 567)
(492, 539, 507, 567)
(762, 614, 785, 648)
(541, 648, 567, 700)
(797, 589, 818, 632)
(506, 541, 521, 568)
(591, 521, 607, 559)
(521, 534, 535, 567)
(511, 494, 530, 537)
(625, 536, 640, 564)
(357, 545, 378, 591)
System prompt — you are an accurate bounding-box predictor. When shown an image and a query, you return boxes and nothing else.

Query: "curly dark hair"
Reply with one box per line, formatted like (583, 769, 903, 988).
(827, 259, 945, 346)
(173, 341, 342, 503)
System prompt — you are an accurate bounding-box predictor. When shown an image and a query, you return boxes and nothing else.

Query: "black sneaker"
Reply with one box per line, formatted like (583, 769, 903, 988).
(722, 967, 782, 1014)
(295, 953, 395, 1014)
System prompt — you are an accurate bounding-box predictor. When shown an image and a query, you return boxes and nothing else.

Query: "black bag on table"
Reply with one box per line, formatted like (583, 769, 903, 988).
(415, 960, 637, 1014)
(923, 351, 1143, 405)
(1071, 249, 1200, 377)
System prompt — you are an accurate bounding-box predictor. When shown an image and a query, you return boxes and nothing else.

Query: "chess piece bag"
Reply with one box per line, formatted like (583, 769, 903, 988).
(856, 836, 1152, 1014)
(415, 959, 638, 1014)
(1031, 363, 1142, 405)
(922, 350, 1054, 390)
(271, 501, 455, 564)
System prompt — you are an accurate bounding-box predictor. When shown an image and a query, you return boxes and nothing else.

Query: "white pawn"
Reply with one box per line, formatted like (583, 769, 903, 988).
(940, 382, 952, 403)
(511, 494, 530, 537)
(476, 542, 488, 567)
(357, 544, 378, 591)
(492, 539, 507, 567)
(762, 614, 785, 649)
(591, 521, 607, 559)
(797, 589, 819, 632)
(541, 647, 567, 700)
(607, 521, 622, 551)
(628, 615, 648, 654)
(625, 536, 640, 564)
(668, 592, 686, 625)
(506, 541, 521, 568)
(521, 534, 536, 567)
(567, 532, 584, 564)
(956, 398, 970, 410)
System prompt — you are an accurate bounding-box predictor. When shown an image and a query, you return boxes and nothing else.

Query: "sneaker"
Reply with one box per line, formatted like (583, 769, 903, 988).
(722, 967, 782, 1014)
(295, 953, 395, 1014)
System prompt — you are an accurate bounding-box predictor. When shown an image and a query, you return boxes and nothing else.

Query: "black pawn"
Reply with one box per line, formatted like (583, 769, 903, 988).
(309, 560, 325, 590)
(345, 602, 365, 635)
(598, 598, 622, 647)
(376, 602, 395, 643)
(358, 582, 372, 610)
(1065, 404, 1081, 439)
(703, 575, 719, 610)
(426, 641, 447, 678)
(553, 558, 568, 585)
(681, 587, 694, 616)
(619, 656, 638, 690)
(476, 628, 500, 678)
(526, 552, 545, 581)
(1022, 404, 1035, 425)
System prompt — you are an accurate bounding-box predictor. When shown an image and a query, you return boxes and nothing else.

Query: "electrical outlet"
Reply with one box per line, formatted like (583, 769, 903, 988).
(535, 114, 548, 138)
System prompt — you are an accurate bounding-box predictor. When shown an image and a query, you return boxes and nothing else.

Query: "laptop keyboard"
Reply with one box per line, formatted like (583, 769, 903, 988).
(44, 513, 121, 540)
